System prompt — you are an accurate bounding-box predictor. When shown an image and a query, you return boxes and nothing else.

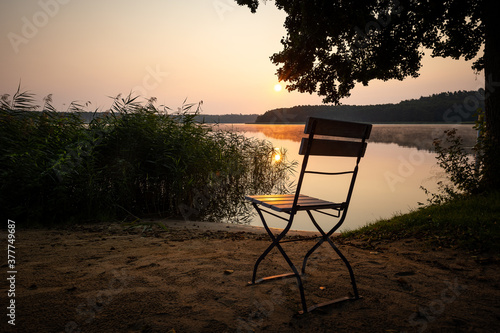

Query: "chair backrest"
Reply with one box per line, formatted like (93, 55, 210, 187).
(292, 117, 372, 213)
(299, 118, 371, 158)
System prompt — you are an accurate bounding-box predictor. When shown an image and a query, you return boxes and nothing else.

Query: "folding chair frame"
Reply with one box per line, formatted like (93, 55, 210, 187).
(245, 117, 372, 314)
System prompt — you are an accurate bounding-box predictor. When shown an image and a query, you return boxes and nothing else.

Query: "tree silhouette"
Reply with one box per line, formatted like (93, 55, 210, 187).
(236, 0, 500, 191)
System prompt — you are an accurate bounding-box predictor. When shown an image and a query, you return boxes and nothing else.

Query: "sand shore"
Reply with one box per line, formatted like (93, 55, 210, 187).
(6, 220, 499, 332)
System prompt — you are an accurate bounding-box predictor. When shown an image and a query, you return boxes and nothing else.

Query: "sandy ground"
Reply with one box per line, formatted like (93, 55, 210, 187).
(3, 220, 500, 333)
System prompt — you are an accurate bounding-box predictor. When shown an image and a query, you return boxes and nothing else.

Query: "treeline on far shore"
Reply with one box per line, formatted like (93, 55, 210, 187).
(24, 89, 484, 124)
(75, 112, 260, 124)
(255, 90, 485, 124)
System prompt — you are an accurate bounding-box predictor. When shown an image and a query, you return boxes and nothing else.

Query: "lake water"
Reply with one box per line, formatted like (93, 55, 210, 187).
(218, 124, 478, 232)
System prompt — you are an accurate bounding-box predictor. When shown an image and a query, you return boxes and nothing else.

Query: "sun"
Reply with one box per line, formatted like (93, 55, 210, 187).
(274, 83, 282, 92)
(273, 148, 282, 162)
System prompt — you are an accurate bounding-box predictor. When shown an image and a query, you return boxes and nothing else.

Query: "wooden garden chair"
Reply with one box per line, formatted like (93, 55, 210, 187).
(245, 117, 372, 314)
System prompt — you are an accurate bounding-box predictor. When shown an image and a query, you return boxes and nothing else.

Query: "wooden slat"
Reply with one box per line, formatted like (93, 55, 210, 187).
(246, 194, 343, 212)
(304, 117, 372, 139)
(299, 138, 367, 157)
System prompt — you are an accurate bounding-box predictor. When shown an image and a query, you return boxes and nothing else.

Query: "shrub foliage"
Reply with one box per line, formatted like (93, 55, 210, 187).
(1, 89, 295, 226)
(422, 109, 486, 204)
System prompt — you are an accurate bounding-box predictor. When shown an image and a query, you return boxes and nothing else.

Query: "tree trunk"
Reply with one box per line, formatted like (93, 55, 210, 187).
(482, 0, 500, 191)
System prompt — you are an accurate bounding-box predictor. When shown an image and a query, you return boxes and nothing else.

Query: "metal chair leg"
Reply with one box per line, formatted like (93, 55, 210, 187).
(301, 210, 361, 305)
(301, 210, 332, 274)
(248, 204, 294, 284)
(301, 237, 325, 275)
(325, 237, 360, 299)
(248, 205, 308, 313)
(275, 242, 307, 313)
(249, 207, 361, 314)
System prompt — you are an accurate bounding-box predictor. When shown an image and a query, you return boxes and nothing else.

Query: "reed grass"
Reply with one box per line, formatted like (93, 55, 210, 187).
(1, 89, 296, 226)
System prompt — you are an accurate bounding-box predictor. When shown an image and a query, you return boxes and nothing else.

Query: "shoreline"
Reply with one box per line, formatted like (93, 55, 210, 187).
(125, 219, 323, 237)
(19, 219, 327, 237)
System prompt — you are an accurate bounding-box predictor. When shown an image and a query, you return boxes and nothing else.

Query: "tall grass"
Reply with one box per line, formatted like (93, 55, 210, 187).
(1, 89, 296, 226)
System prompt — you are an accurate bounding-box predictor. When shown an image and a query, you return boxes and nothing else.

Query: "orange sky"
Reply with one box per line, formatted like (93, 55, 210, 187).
(0, 0, 484, 114)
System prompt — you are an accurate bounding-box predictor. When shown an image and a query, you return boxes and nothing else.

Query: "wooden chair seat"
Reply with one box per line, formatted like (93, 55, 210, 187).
(246, 194, 344, 212)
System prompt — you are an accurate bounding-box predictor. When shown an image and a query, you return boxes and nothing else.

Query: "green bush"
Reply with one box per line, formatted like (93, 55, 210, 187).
(1, 89, 295, 226)
(421, 109, 485, 204)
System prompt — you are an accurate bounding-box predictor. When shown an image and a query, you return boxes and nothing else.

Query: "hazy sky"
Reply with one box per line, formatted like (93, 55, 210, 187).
(1, 0, 485, 115)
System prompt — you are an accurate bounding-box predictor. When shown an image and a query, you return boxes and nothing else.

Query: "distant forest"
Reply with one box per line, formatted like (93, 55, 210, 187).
(76, 112, 259, 124)
(193, 114, 259, 123)
(255, 90, 485, 124)
(69, 90, 484, 124)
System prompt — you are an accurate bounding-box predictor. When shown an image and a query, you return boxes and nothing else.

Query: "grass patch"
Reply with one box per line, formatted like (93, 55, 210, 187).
(341, 191, 500, 254)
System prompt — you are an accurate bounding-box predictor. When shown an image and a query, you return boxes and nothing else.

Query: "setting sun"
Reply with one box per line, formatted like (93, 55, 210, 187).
(274, 83, 282, 92)
(273, 148, 282, 162)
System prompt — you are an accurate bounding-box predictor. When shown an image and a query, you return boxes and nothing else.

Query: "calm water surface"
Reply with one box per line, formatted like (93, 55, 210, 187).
(219, 124, 477, 232)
